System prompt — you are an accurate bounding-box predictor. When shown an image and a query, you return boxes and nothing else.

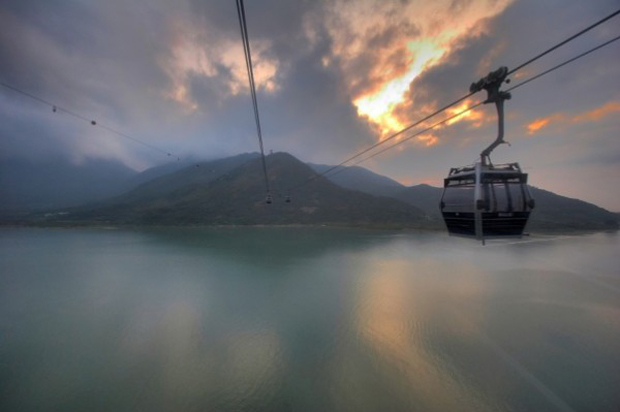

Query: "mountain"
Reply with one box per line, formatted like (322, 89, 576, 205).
(5, 153, 617, 232)
(130, 157, 205, 187)
(115, 152, 260, 204)
(393, 184, 444, 219)
(0, 154, 238, 214)
(0, 158, 137, 212)
(308, 163, 404, 198)
(51, 152, 426, 228)
(526, 187, 619, 231)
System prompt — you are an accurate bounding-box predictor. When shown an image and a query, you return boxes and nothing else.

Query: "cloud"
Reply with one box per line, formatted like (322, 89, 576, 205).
(572, 100, 620, 123)
(321, 0, 513, 137)
(416, 133, 439, 147)
(526, 100, 620, 135)
(445, 99, 486, 128)
(526, 117, 552, 135)
(163, 13, 281, 110)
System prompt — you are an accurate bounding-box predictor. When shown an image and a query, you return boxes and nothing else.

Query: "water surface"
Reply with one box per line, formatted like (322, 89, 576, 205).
(1, 228, 619, 411)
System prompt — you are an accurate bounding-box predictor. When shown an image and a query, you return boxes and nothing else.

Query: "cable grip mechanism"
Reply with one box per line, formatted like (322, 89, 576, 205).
(470, 67, 512, 165)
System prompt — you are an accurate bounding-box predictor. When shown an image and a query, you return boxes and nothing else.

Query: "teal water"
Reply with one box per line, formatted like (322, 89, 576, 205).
(0, 228, 619, 412)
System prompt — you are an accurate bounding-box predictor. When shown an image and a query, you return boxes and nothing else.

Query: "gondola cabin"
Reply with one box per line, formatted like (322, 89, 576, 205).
(439, 66, 536, 244)
(440, 162, 535, 242)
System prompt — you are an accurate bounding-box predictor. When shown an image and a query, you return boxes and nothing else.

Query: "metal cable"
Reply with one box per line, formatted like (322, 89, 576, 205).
(0, 81, 177, 158)
(507, 8, 620, 75)
(506, 34, 620, 93)
(235, 0, 271, 194)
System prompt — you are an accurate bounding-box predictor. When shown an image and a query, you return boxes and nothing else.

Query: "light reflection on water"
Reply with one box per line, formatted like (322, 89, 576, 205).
(0, 228, 619, 411)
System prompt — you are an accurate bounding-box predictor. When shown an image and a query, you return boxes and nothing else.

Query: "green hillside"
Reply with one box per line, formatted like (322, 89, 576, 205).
(308, 163, 404, 198)
(55, 153, 426, 228)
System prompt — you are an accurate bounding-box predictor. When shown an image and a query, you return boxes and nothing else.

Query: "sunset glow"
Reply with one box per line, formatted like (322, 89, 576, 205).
(353, 40, 446, 138)
(526, 100, 620, 136)
(527, 118, 551, 135)
(417, 133, 439, 147)
(446, 100, 485, 127)
(572, 100, 620, 123)
(325, 0, 513, 140)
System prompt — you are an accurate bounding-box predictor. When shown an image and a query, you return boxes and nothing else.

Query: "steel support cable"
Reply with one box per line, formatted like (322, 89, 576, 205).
(0, 81, 177, 158)
(507, 8, 620, 76)
(325, 101, 485, 181)
(285, 8, 620, 193)
(235, 0, 271, 194)
(286, 91, 477, 192)
(327, 33, 620, 178)
(237, 0, 259, 142)
(505, 33, 620, 94)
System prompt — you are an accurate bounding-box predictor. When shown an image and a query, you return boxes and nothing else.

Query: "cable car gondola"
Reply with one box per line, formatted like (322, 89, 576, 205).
(439, 67, 535, 244)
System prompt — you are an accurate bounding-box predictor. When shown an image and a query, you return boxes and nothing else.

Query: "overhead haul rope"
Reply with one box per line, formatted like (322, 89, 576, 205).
(286, 7, 620, 193)
(235, 0, 271, 196)
(507, 8, 620, 76)
(0, 81, 180, 160)
(323, 33, 620, 180)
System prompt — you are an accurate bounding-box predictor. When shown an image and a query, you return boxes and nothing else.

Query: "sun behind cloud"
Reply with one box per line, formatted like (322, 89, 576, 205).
(324, 0, 513, 139)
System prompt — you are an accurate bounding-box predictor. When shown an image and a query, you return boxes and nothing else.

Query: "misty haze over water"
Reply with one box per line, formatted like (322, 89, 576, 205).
(1, 227, 618, 411)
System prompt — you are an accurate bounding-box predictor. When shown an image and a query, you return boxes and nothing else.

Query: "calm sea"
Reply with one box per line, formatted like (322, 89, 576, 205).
(1, 227, 618, 412)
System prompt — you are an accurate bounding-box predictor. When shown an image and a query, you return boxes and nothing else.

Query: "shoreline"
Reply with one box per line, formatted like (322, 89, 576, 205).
(1, 220, 617, 237)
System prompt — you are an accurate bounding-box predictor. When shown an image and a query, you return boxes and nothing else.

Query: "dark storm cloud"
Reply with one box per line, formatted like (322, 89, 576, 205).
(0, 0, 377, 166)
(0, 0, 185, 164)
(0, 0, 172, 108)
(180, 0, 382, 160)
(259, 43, 377, 161)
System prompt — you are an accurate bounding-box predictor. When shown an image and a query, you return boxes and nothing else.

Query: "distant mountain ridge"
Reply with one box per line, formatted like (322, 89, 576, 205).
(2, 152, 617, 232)
(50, 153, 426, 228)
(0, 158, 137, 211)
(115, 153, 260, 205)
(307, 163, 404, 198)
(0, 154, 251, 212)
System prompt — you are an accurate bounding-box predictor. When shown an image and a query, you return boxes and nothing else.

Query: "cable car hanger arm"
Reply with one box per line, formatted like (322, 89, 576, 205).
(470, 66, 512, 164)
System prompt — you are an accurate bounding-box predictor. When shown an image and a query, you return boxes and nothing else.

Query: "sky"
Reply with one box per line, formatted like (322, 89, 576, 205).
(1, 0, 619, 210)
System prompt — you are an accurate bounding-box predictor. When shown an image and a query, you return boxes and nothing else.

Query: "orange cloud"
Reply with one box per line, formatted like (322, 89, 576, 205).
(446, 99, 486, 127)
(525, 100, 620, 136)
(324, 0, 513, 138)
(526, 117, 551, 135)
(526, 113, 567, 135)
(417, 133, 439, 147)
(572, 100, 620, 123)
(512, 69, 529, 80)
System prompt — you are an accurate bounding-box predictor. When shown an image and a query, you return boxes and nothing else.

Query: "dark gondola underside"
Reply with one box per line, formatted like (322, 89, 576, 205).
(442, 211, 531, 238)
